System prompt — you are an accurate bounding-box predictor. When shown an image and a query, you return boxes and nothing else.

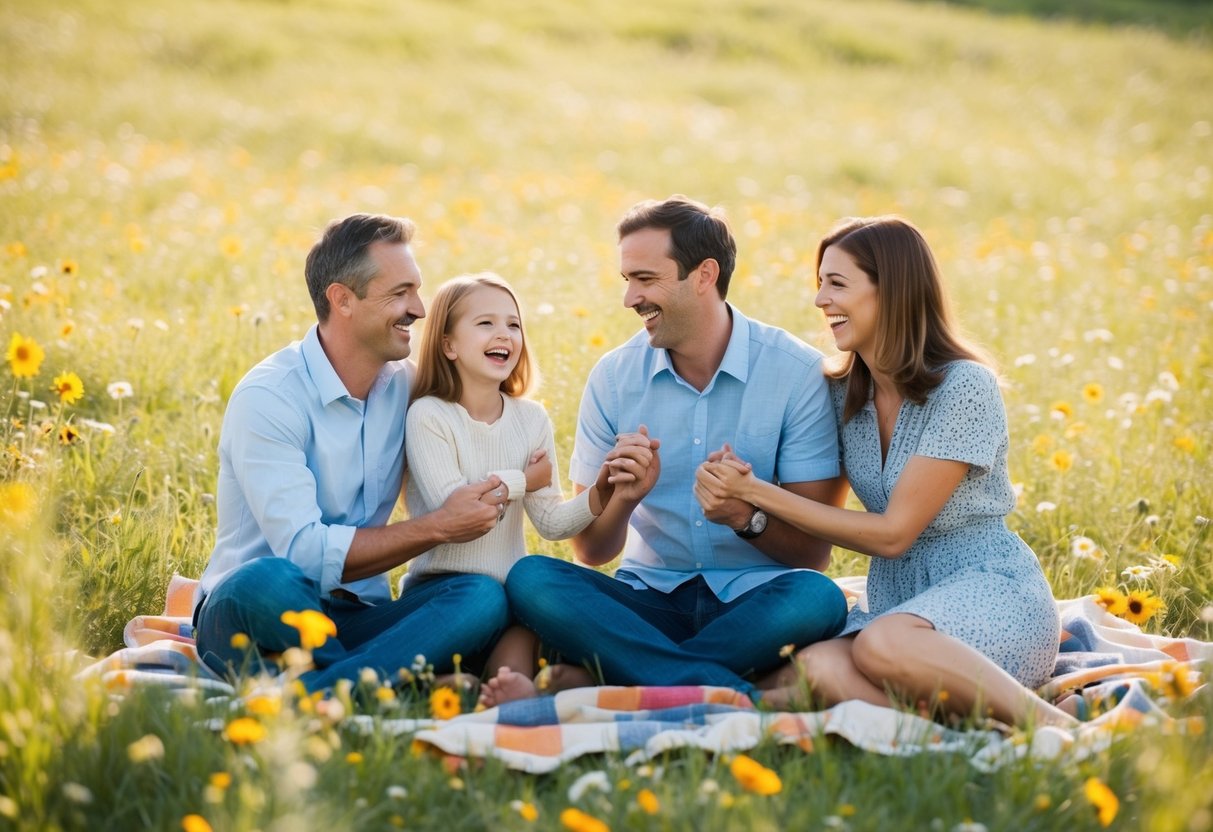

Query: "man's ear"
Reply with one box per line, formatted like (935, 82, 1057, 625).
(326, 282, 353, 318)
(694, 258, 720, 295)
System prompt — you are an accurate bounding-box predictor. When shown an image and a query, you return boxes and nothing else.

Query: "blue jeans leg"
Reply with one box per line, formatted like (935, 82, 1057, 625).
(302, 573, 508, 692)
(194, 558, 350, 680)
(679, 570, 849, 677)
(506, 556, 756, 695)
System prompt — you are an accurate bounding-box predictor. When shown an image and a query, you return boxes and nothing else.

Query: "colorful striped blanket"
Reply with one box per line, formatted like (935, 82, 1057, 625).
(76, 575, 1209, 772)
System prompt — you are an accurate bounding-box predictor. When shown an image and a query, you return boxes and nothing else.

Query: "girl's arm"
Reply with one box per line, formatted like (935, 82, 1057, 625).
(695, 452, 967, 559)
(522, 417, 600, 541)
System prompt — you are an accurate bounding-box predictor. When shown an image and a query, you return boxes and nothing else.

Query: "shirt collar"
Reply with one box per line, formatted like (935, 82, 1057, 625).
(648, 303, 751, 386)
(301, 324, 352, 406)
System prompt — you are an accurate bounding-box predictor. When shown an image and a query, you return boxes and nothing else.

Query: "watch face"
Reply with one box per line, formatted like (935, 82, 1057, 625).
(750, 509, 768, 534)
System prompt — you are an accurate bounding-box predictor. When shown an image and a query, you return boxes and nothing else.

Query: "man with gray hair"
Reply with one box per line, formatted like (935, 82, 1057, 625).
(193, 213, 510, 691)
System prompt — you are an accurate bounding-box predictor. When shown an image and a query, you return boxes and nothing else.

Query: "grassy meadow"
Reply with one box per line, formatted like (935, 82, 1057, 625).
(2, 0, 1212, 828)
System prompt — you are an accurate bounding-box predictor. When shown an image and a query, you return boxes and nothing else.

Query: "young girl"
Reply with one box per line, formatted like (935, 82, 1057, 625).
(403, 272, 608, 703)
(696, 217, 1076, 728)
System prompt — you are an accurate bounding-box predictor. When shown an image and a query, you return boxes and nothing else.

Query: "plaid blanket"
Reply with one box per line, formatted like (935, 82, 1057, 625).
(77, 575, 1209, 772)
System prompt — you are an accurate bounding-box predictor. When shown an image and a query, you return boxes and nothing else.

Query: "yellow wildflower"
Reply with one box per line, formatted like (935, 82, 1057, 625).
(346, 751, 364, 765)
(51, 372, 84, 405)
(430, 686, 461, 720)
(59, 424, 81, 445)
(60, 320, 75, 338)
(222, 717, 267, 745)
(6, 333, 45, 378)
(208, 772, 232, 790)
(516, 801, 539, 822)
(6, 241, 27, 257)
(59, 258, 79, 276)
(1084, 777, 1119, 827)
(1082, 383, 1104, 404)
(0, 482, 37, 527)
(1050, 450, 1074, 473)
(220, 236, 243, 257)
(229, 632, 250, 650)
(1093, 587, 1128, 616)
(181, 815, 213, 832)
(1121, 590, 1164, 626)
(1173, 434, 1196, 454)
(559, 807, 609, 832)
(1049, 401, 1073, 419)
(729, 754, 782, 796)
(1031, 434, 1054, 455)
(280, 609, 337, 650)
(245, 694, 281, 717)
(637, 788, 660, 815)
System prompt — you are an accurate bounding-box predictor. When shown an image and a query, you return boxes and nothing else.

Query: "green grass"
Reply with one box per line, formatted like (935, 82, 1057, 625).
(2, 0, 1212, 829)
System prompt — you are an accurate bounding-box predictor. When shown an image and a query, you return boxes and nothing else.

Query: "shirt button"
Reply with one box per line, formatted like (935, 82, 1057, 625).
(696, 562, 703, 569)
(695, 520, 703, 527)
(693, 438, 701, 445)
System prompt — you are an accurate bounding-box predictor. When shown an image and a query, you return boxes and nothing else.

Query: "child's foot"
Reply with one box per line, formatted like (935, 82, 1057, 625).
(541, 663, 595, 694)
(478, 666, 539, 708)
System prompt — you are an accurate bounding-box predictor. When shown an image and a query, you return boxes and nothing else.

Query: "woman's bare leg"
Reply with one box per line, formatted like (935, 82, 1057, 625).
(759, 636, 890, 710)
(851, 614, 1076, 728)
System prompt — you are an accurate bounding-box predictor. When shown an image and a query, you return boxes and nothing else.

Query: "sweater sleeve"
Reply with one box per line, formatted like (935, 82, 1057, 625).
(521, 406, 595, 540)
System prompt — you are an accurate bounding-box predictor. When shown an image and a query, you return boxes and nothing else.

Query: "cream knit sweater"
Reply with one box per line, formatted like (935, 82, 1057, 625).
(402, 394, 594, 587)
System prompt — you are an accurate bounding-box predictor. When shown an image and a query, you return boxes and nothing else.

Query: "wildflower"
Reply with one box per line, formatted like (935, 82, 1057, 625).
(387, 785, 408, 800)
(0, 482, 37, 527)
(60, 320, 75, 337)
(1035, 501, 1057, 513)
(51, 372, 84, 405)
(536, 302, 555, 315)
(1197, 516, 1210, 527)
(838, 803, 857, 817)
(1034, 794, 1052, 811)
(1084, 777, 1119, 827)
(1031, 434, 1054, 454)
(107, 381, 134, 400)
(182, 815, 212, 832)
(1083, 329, 1114, 343)
(511, 800, 539, 821)
(571, 306, 590, 318)
(1121, 590, 1164, 625)
(568, 770, 612, 802)
(127, 317, 144, 332)
(1082, 383, 1104, 404)
(208, 772, 232, 790)
(1050, 450, 1074, 472)
(220, 236, 243, 257)
(729, 754, 782, 796)
(5, 241, 27, 257)
(127, 733, 166, 763)
(62, 782, 94, 804)
(59, 424, 80, 445)
(280, 609, 337, 650)
(59, 258, 79, 275)
(1149, 554, 1179, 572)
(246, 694, 281, 716)
(637, 788, 660, 815)
(222, 717, 268, 745)
(559, 807, 609, 832)
(1120, 564, 1154, 582)
(346, 751, 364, 765)
(1094, 587, 1128, 616)
(6, 333, 45, 378)
(779, 643, 796, 659)
(429, 686, 461, 720)
(1157, 371, 1180, 391)
(589, 333, 606, 348)
(229, 304, 249, 318)
(1070, 536, 1103, 561)
(1049, 401, 1073, 419)
(1173, 434, 1197, 454)
(229, 632, 250, 650)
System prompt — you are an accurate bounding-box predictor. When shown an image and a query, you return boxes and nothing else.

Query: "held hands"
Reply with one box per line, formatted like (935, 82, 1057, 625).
(438, 476, 509, 542)
(524, 448, 552, 492)
(603, 424, 661, 504)
(694, 443, 757, 529)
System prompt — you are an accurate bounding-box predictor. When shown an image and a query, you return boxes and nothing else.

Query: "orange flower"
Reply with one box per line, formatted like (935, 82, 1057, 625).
(430, 686, 461, 720)
(637, 788, 660, 815)
(280, 609, 337, 650)
(559, 807, 609, 832)
(222, 717, 267, 745)
(181, 815, 213, 832)
(1084, 777, 1118, 827)
(729, 754, 782, 795)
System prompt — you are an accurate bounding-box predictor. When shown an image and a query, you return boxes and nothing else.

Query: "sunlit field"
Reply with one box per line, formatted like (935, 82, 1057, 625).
(2, 0, 1211, 829)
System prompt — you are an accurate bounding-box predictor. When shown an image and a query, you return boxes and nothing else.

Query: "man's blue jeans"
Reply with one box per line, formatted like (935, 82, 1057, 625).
(194, 558, 509, 691)
(505, 556, 848, 699)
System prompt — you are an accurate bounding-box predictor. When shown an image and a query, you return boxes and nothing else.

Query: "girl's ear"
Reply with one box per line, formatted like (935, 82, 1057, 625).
(442, 336, 457, 361)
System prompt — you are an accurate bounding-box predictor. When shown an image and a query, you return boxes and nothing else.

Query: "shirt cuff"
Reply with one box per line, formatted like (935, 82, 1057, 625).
(321, 524, 358, 595)
(486, 469, 527, 500)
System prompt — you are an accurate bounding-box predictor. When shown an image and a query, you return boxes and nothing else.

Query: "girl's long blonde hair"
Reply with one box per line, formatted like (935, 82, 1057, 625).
(816, 216, 994, 422)
(411, 273, 536, 404)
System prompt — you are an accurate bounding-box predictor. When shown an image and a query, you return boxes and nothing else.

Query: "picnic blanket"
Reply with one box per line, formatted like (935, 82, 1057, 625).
(76, 575, 1209, 772)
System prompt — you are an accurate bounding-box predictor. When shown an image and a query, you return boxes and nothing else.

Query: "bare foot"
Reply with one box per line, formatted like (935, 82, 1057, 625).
(478, 666, 539, 709)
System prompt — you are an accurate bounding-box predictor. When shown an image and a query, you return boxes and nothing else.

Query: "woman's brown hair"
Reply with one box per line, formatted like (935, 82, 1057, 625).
(411, 273, 536, 404)
(817, 216, 994, 422)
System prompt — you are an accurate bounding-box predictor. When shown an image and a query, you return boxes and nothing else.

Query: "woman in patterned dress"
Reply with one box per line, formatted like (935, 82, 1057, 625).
(696, 216, 1076, 727)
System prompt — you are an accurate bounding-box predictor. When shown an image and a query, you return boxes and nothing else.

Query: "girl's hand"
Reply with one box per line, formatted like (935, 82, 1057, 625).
(524, 449, 552, 492)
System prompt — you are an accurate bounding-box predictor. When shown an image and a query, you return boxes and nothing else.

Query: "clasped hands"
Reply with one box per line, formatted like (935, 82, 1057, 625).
(695, 443, 760, 530)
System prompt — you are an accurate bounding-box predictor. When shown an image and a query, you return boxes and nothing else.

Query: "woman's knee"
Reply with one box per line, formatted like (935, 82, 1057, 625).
(852, 617, 920, 683)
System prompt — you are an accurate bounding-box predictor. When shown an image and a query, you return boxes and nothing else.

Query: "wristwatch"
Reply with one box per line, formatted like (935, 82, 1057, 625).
(734, 507, 768, 539)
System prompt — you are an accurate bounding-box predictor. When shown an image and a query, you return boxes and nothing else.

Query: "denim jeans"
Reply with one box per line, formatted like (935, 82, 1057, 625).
(505, 556, 848, 699)
(194, 557, 509, 692)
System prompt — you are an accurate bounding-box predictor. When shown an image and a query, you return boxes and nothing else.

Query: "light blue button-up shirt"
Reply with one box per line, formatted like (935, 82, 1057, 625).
(569, 306, 838, 602)
(196, 324, 410, 609)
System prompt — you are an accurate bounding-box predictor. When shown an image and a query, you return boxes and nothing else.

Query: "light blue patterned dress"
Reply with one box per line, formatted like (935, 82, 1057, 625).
(836, 360, 1058, 688)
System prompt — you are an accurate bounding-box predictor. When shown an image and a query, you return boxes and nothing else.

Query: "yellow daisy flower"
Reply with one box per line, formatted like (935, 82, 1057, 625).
(222, 717, 267, 745)
(1121, 590, 1164, 626)
(280, 609, 337, 650)
(1093, 587, 1128, 616)
(0, 482, 37, 527)
(559, 807, 609, 832)
(1084, 777, 1118, 827)
(429, 685, 461, 720)
(1049, 400, 1073, 419)
(1050, 449, 1074, 473)
(58, 424, 81, 445)
(637, 788, 660, 815)
(6, 333, 45, 378)
(51, 372, 84, 405)
(729, 754, 782, 796)
(181, 815, 213, 832)
(1082, 383, 1104, 404)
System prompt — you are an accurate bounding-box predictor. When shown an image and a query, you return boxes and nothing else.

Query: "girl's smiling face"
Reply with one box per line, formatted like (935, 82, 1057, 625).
(815, 244, 878, 358)
(443, 285, 524, 389)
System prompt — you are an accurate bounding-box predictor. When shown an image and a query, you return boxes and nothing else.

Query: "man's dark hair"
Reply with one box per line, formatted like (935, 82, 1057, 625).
(617, 195, 737, 299)
(304, 213, 415, 321)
